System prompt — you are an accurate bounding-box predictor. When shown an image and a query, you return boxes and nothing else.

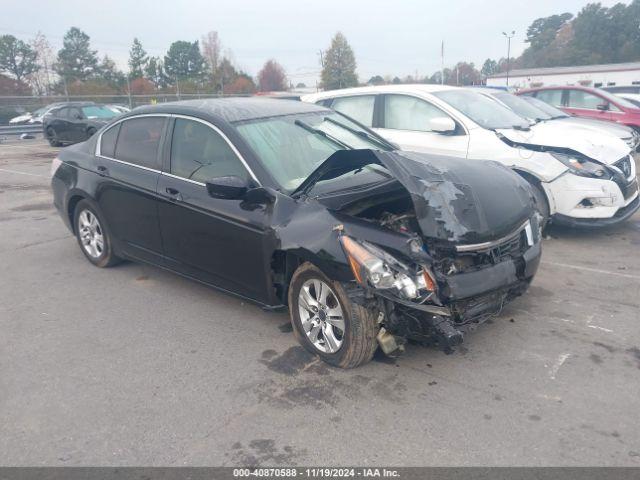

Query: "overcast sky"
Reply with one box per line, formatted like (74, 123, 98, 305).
(1, 0, 629, 86)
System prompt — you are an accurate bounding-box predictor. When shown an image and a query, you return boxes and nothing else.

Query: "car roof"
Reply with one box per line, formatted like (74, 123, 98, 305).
(50, 101, 97, 109)
(131, 97, 328, 123)
(519, 85, 598, 93)
(303, 84, 461, 100)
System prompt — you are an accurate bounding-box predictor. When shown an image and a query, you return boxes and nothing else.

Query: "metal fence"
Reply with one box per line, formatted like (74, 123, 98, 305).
(0, 93, 237, 127)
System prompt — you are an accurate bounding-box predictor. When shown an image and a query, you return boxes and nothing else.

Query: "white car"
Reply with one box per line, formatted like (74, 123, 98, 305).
(614, 93, 640, 108)
(302, 85, 639, 227)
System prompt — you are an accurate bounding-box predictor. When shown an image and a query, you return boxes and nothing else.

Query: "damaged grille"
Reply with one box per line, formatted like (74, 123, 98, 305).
(614, 156, 633, 180)
(436, 220, 534, 275)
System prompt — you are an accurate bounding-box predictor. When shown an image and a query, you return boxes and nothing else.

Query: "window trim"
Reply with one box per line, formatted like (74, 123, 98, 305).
(380, 93, 468, 135)
(327, 94, 377, 128)
(169, 114, 260, 186)
(95, 113, 169, 173)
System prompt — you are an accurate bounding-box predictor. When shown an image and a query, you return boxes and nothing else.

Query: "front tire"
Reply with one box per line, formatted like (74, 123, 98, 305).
(529, 181, 550, 231)
(73, 200, 121, 267)
(288, 263, 379, 368)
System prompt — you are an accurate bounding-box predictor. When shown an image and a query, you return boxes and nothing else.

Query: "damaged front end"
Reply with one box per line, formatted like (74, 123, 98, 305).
(302, 149, 542, 354)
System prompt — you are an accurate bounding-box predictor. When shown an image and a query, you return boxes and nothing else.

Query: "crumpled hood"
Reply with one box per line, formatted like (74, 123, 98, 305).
(298, 149, 535, 244)
(496, 121, 630, 164)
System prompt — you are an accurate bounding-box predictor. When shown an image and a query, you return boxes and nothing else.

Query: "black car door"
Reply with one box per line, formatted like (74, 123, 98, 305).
(94, 115, 167, 264)
(67, 107, 86, 142)
(156, 116, 272, 303)
(52, 107, 72, 141)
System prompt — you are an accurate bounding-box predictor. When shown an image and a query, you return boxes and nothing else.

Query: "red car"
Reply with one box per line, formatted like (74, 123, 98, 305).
(517, 85, 640, 132)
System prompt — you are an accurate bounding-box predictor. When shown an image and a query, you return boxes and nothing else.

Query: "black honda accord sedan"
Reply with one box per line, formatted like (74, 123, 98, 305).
(51, 98, 542, 368)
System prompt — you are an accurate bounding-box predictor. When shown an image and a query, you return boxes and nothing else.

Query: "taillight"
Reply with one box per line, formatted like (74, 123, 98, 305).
(50, 157, 62, 178)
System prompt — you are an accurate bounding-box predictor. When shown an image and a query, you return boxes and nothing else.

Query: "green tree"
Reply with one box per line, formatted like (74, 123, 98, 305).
(321, 32, 358, 90)
(99, 55, 125, 88)
(367, 75, 385, 85)
(56, 27, 99, 82)
(481, 59, 498, 78)
(218, 57, 238, 93)
(128, 38, 148, 78)
(0, 35, 38, 83)
(164, 40, 206, 81)
(145, 56, 169, 89)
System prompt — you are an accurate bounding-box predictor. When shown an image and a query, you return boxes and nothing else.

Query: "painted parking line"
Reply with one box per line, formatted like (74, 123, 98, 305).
(0, 168, 48, 178)
(541, 260, 640, 280)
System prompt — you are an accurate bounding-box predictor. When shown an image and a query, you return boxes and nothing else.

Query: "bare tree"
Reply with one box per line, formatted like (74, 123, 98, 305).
(258, 59, 287, 92)
(201, 31, 221, 86)
(29, 31, 54, 95)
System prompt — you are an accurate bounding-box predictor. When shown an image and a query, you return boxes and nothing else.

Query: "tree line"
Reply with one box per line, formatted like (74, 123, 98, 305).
(0, 28, 295, 96)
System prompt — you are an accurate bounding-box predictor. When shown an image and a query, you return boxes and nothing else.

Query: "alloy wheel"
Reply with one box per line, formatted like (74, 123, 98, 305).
(77, 209, 105, 259)
(298, 279, 345, 353)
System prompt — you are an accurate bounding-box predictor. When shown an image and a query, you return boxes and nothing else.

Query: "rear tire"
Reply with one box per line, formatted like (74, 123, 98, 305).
(46, 127, 61, 147)
(288, 262, 379, 368)
(73, 199, 121, 268)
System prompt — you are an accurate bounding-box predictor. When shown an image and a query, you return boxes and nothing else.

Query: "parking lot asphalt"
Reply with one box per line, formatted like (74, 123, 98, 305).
(1, 138, 639, 467)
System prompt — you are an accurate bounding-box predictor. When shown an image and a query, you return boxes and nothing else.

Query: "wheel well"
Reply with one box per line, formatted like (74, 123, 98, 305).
(67, 195, 85, 233)
(271, 251, 304, 305)
(513, 169, 541, 186)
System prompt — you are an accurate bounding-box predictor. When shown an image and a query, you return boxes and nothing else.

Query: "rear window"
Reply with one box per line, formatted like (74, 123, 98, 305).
(114, 117, 165, 169)
(331, 96, 375, 127)
(535, 89, 564, 107)
(100, 124, 120, 158)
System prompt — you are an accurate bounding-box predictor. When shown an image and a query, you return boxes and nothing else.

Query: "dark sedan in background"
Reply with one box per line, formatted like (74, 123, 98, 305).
(50, 98, 541, 368)
(44, 102, 121, 147)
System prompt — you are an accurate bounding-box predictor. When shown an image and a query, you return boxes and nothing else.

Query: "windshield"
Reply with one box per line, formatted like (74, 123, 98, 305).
(433, 89, 530, 130)
(81, 105, 118, 119)
(596, 89, 640, 110)
(492, 92, 552, 121)
(235, 111, 392, 192)
(520, 96, 568, 118)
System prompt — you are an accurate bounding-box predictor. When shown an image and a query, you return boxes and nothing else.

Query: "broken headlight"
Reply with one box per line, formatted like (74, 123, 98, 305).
(550, 152, 607, 178)
(339, 235, 436, 299)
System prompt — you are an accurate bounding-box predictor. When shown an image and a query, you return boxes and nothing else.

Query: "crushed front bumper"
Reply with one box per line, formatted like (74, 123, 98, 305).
(373, 229, 542, 352)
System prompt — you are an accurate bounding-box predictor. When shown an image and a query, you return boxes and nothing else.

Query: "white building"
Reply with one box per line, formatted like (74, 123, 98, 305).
(487, 62, 640, 90)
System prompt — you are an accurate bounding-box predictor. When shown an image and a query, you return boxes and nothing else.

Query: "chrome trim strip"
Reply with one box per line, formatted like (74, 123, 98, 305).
(160, 171, 206, 187)
(171, 114, 261, 185)
(96, 154, 161, 174)
(455, 220, 530, 253)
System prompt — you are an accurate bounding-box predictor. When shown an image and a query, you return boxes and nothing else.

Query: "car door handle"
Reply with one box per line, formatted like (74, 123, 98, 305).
(97, 165, 108, 176)
(165, 187, 183, 202)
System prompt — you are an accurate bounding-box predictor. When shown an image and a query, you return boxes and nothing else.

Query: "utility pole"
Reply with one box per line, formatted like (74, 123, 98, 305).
(502, 31, 515, 87)
(440, 41, 444, 85)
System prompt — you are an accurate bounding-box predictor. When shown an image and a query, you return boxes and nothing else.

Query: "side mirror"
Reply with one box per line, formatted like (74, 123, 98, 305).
(206, 176, 249, 200)
(429, 117, 456, 134)
(74, 113, 83, 120)
(596, 102, 609, 111)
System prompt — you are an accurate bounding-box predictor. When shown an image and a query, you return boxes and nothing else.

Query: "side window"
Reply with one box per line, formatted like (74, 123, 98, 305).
(114, 117, 165, 169)
(68, 107, 82, 119)
(535, 89, 564, 106)
(100, 124, 120, 158)
(170, 118, 248, 182)
(567, 90, 602, 109)
(330, 96, 375, 127)
(384, 94, 452, 132)
(57, 108, 70, 118)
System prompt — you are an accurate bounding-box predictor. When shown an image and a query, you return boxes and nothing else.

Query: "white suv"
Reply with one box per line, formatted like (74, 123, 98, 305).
(302, 85, 639, 227)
